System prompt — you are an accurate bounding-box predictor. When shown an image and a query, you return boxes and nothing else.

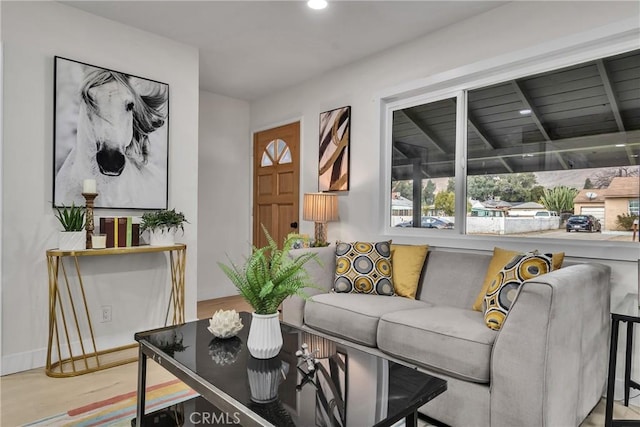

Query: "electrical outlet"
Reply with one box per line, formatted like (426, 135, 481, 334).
(101, 305, 112, 323)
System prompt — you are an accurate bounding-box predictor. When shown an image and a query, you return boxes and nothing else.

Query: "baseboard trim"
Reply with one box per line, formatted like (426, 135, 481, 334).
(1, 348, 47, 375)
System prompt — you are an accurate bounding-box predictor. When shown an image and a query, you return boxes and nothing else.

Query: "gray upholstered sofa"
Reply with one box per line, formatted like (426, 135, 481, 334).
(283, 246, 612, 427)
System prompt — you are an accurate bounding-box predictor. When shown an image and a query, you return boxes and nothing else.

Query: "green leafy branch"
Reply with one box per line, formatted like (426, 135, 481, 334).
(218, 225, 321, 315)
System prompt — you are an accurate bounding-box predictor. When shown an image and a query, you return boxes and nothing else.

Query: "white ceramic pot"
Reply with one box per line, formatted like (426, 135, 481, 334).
(247, 312, 283, 359)
(58, 231, 86, 251)
(149, 228, 176, 246)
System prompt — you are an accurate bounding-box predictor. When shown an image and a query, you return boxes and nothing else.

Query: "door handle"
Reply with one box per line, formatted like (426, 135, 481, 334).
(290, 222, 298, 229)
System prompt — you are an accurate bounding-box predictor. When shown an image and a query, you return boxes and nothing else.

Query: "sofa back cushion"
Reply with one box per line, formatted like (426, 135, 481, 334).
(416, 250, 492, 308)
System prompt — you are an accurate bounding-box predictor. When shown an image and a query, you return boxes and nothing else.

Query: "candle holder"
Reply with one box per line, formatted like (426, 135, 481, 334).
(82, 192, 98, 249)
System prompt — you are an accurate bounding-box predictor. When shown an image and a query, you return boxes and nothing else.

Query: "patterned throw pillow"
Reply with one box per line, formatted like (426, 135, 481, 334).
(484, 251, 555, 330)
(472, 247, 564, 311)
(334, 241, 394, 296)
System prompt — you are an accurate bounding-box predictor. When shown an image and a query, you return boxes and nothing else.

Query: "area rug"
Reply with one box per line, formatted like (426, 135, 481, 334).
(24, 379, 198, 427)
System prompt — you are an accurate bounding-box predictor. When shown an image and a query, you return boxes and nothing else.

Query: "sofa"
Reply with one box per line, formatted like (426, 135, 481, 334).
(283, 245, 612, 427)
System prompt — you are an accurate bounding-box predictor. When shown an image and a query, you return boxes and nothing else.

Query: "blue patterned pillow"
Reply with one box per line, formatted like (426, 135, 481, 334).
(334, 241, 394, 296)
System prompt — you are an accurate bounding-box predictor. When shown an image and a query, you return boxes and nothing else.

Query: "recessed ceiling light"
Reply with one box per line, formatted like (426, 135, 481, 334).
(307, 0, 328, 10)
(519, 109, 532, 115)
(615, 144, 626, 147)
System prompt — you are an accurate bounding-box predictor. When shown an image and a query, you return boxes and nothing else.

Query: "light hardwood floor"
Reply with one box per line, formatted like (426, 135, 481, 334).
(1, 295, 638, 426)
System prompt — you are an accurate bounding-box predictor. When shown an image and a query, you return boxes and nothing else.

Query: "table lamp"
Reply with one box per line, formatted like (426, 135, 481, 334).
(303, 192, 339, 247)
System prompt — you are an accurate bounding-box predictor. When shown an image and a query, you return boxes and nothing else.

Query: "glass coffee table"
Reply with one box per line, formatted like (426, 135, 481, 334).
(134, 312, 446, 426)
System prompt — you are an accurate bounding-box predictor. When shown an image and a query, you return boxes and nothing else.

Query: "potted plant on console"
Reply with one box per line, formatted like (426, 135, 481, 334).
(140, 208, 188, 246)
(218, 225, 319, 359)
(55, 204, 86, 251)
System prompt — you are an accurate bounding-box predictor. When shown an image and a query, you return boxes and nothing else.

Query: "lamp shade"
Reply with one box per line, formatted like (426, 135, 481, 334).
(303, 193, 339, 222)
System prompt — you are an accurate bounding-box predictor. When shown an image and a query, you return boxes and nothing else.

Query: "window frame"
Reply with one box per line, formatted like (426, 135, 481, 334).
(378, 22, 640, 261)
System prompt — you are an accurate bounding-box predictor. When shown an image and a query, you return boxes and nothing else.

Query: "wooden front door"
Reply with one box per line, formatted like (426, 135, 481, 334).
(253, 122, 300, 249)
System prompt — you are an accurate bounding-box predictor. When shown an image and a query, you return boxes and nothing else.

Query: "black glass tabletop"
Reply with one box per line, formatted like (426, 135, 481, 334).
(135, 312, 446, 427)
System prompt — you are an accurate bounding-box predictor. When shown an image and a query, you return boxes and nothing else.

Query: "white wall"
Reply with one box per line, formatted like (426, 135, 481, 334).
(198, 91, 251, 301)
(1, 1, 199, 374)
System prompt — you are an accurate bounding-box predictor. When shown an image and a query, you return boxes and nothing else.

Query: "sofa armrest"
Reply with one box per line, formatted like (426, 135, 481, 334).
(282, 246, 336, 326)
(490, 263, 611, 427)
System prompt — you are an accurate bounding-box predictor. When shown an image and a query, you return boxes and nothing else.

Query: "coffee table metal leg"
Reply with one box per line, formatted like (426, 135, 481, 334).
(605, 318, 620, 427)
(136, 345, 147, 427)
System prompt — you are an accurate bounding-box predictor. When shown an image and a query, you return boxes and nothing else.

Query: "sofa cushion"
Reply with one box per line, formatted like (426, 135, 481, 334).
(304, 293, 428, 346)
(472, 247, 565, 311)
(484, 251, 556, 330)
(378, 307, 497, 383)
(334, 241, 394, 296)
(390, 244, 429, 299)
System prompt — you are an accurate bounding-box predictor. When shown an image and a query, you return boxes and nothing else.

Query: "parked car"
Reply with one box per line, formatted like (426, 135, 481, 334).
(566, 215, 601, 232)
(395, 216, 454, 229)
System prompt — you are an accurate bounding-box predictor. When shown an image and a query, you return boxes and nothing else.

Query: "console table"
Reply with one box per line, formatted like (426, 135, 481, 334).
(45, 244, 186, 377)
(605, 292, 640, 427)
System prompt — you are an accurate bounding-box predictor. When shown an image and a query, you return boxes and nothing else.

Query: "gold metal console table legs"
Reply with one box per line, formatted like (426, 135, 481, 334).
(45, 244, 187, 377)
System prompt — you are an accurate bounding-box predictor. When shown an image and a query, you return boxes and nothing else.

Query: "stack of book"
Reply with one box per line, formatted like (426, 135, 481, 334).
(99, 217, 140, 248)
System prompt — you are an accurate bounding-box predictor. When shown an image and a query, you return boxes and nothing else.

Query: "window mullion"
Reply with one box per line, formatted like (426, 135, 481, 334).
(455, 91, 468, 235)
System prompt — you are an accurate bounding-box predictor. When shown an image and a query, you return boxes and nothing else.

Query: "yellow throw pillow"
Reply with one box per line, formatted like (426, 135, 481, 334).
(472, 247, 564, 311)
(390, 244, 429, 299)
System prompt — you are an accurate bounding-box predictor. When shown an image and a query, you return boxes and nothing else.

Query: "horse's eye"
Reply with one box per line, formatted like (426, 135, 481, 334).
(126, 102, 134, 112)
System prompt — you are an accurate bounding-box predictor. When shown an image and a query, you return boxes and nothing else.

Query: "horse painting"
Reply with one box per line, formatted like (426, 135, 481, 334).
(54, 58, 169, 209)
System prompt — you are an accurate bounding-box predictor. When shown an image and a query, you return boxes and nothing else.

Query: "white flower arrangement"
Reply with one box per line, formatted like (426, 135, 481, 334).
(207, 309, 243, 339)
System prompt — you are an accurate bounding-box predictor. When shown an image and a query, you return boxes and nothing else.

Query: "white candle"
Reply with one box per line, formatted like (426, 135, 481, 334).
(83, 179, 96, 194)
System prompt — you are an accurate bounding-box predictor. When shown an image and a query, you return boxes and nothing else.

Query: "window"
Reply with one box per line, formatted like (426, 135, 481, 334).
(389, 48, 640, 242)
(391, 97, 457, 229)
(630, 200, 639, 216)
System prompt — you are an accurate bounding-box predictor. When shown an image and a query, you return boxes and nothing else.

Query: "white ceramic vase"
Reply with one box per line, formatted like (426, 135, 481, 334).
(149, 228, 176, 246)
(247, 312, 282, 359)
(58, 231, 86, 251)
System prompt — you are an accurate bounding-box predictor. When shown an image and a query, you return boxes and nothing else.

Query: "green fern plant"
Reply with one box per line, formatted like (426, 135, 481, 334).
(54, 204, 86, 231)
(218, 225, 320, 315)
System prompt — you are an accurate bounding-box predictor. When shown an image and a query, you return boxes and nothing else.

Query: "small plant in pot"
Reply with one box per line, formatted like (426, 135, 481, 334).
(218, 225, 320, 359)
(55, 204, 86, 251)
(140, 208, 188, 246)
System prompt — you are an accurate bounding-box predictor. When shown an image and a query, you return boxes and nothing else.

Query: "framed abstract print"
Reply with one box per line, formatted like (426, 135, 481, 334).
(319, 106, 350, 192)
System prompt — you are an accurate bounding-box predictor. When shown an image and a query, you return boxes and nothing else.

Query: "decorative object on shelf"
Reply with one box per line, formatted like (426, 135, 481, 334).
(141, 209, 188, 246)
(91, 234, 107, 249)
(303, 192, 339, 247)
(207, 309, 243, 339)
(208, 337, 242, 366)
(99, 217, 140, 248)
(53, 56, 169, 209)
(55, 203, 86, 251)
(247, 356, 286, 403)
(82, 186, 98, 249)
(218, 225, 320, 358)
(319, 106, 350, 192)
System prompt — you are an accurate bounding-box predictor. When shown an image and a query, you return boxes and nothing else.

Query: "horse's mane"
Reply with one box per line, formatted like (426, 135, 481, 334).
(80, 69, 168, 165)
